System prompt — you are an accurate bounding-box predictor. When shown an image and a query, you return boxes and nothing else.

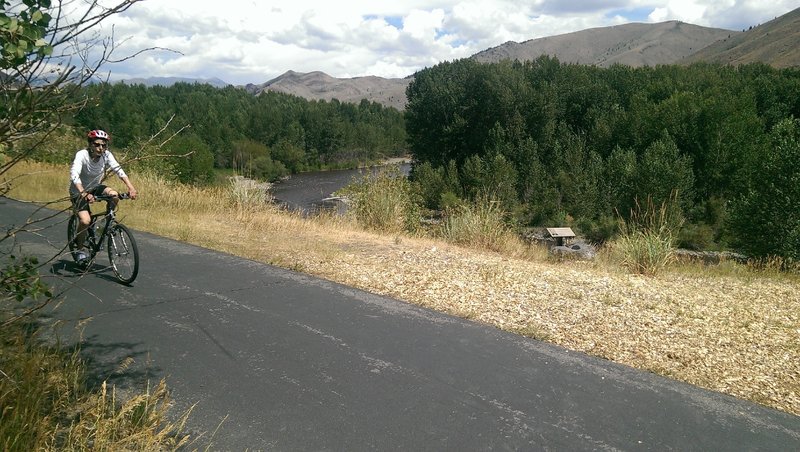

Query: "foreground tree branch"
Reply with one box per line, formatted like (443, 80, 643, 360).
(1, 0, 144, 161)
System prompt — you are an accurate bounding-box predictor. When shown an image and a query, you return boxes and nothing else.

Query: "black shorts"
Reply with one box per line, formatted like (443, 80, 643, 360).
(71, 185, 107, 213)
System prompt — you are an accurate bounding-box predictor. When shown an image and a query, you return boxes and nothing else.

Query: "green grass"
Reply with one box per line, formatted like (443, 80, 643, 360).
(610, 228, 676, 276)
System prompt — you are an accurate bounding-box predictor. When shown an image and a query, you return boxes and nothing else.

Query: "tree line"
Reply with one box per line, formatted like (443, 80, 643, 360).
(404, 56, 800, 259)
(67, 82, 407, 184)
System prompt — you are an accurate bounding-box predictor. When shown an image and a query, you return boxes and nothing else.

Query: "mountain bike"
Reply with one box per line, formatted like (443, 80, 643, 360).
(67, 193, 139, 284)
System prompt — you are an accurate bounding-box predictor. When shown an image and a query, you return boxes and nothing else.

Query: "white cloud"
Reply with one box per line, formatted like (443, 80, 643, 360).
(648, 0, 711, 23)
(90, 0, 798, 85)
(403, 9, 446, 41)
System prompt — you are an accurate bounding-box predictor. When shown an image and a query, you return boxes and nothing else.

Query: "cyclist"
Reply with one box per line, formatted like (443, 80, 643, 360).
(69, 129, 137, 263)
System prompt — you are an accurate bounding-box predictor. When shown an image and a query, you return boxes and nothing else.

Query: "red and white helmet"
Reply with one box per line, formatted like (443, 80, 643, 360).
(87, 129, 110, 141)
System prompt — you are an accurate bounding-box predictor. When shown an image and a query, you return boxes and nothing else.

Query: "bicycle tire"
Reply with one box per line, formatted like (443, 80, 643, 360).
(67, 214, 81, 263)
(106, 223, 139, 284)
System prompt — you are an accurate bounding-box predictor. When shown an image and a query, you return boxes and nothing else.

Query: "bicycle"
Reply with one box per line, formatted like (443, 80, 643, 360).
(67, 193, 140, 284)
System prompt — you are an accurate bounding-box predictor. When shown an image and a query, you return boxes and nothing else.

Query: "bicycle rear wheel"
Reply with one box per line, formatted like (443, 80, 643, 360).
(106, 223, 139, 284)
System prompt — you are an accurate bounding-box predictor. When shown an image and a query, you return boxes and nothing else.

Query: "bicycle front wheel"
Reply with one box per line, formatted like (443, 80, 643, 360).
(67, 214, 82, 263)
(107, 223, 139, 284)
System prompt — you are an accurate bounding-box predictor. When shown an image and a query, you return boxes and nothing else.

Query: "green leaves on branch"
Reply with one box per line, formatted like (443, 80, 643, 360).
(0, 0, 53, 69)
(1, 254, 52, 302)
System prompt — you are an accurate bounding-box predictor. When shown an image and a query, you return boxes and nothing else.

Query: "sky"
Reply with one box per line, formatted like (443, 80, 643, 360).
(90, 0, 798, 86)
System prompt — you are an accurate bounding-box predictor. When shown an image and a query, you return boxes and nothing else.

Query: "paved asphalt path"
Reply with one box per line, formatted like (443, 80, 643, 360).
(3, 197, 800, 450)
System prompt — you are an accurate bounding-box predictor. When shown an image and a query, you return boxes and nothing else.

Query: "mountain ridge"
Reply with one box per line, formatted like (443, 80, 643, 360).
(471, 20, 736, 67)
(244, 70, 411, 111)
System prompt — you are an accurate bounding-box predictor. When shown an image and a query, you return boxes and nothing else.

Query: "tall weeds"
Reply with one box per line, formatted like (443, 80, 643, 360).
(339, 166, 419, 234)
(0, 321, 194, 451)
(228, 175, 273, 210)
(440, 196, 515, 252)
(611, 194, 684, 276)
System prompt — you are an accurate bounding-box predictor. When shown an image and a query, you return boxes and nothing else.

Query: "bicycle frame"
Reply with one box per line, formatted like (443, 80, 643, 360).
(76, 193, 123, 254)
(83, 205, 117, 258)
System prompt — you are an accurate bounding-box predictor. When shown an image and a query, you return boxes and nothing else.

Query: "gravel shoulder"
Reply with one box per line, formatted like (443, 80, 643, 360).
(257, 229, 800, 417)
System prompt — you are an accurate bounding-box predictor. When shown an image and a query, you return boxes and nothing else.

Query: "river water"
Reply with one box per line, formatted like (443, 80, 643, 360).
(270, 163, 411, 214)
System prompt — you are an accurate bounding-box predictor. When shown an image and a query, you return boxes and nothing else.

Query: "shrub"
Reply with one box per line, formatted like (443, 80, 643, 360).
(439, 191, 463, 211)
(577, 214, 618, 244)
(677, 223, 715, 251)
(610, 195, 683, 276)
(229, 176, 273, 210)
(410, 161, 446, 209)
(440, 195, 512, 252)
(10, 127, 83, 165)
(340, 165, 420, 234)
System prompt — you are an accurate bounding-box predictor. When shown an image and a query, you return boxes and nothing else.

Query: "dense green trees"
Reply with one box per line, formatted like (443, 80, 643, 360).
(405, 56, 800, 258)
(727, 118, 800, 259)
(71, 82, 407, 182)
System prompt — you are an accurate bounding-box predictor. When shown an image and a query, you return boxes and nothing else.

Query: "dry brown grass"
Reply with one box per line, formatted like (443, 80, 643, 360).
(0, 319, 195, 450)
(4, 161, 800, 417)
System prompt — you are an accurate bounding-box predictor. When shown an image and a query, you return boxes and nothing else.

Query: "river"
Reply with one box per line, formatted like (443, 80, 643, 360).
(270, 163, 411, 214)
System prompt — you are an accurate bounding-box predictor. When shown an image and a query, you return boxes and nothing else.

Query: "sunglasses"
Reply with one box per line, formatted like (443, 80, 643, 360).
(92, 142, 107, 148)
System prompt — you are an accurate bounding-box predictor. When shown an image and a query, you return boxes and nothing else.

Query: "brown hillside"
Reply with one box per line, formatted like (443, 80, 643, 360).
(472, 21, 736, 67)
(246, 70, 411, 111)
(681, 7, 800, 67)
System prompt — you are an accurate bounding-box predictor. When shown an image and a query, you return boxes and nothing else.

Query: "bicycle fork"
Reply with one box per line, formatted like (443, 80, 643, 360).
(108, 228, 130, 257)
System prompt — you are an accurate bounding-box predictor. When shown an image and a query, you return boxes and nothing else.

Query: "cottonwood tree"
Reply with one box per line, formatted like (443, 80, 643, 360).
(727, 118, 800, 261)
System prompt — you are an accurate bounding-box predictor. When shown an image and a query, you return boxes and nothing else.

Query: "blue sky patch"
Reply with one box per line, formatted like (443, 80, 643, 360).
(384, 15, 403, 29)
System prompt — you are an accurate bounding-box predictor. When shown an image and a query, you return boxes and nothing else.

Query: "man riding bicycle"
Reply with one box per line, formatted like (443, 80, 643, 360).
(69, 129, 138, 263)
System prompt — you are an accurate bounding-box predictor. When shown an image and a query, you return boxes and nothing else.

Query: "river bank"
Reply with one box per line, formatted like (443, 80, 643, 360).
(270, 158, 411, 213)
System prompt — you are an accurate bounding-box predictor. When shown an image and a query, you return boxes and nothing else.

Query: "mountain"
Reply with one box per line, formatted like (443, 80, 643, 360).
(244, 70, 411, 111)
(118, 76, 230, 88)
(472, 20, 736, 67)
(680, 7, 800, 67)
(253, 21, 738, 110)
(247, 9, 800, 110)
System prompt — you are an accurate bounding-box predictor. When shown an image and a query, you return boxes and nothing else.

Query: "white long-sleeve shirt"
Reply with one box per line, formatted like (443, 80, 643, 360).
(69, 149, 127, 196)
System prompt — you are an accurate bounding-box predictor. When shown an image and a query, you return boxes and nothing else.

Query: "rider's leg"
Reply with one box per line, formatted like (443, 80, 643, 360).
(74, 209, 92, 250)
(70, 191, 92, 250)
(102, 186, 120, 210)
